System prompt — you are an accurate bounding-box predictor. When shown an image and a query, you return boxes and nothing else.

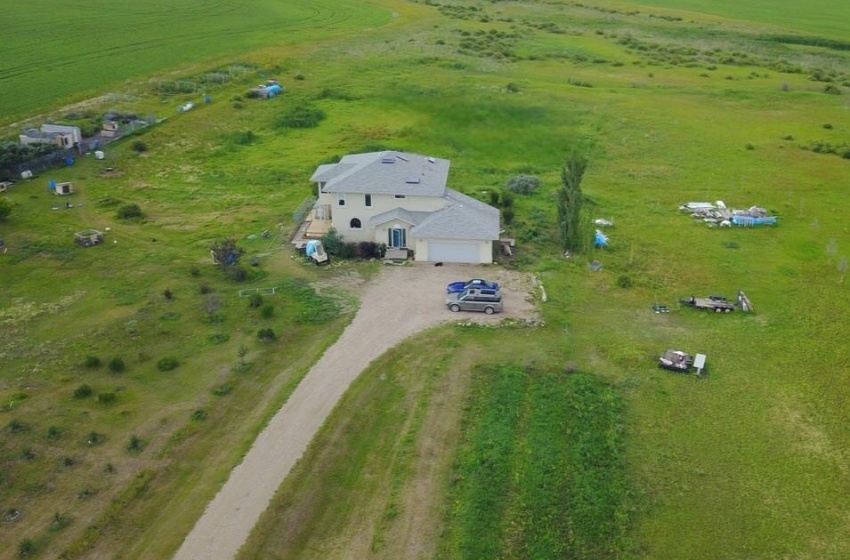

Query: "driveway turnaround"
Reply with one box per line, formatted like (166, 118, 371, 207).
(173, 263, 535, 560)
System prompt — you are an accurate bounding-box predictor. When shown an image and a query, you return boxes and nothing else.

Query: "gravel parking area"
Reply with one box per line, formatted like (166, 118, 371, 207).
(173, 263, 537, 560)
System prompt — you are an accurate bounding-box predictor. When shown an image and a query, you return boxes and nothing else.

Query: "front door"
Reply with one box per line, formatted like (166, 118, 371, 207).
(389, 227, 406, 248)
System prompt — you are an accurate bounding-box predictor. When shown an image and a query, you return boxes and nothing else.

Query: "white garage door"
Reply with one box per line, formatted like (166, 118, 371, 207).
(428, 241, 480, 263)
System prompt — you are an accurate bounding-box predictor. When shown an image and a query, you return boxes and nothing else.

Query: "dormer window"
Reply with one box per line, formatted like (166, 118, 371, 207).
(394, 194, 406, 199)
(337, 193, 346, 207)
(365, 194, 372, 207)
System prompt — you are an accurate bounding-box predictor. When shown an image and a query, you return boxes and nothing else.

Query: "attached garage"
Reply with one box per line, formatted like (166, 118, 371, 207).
(427, 240, 481, 263)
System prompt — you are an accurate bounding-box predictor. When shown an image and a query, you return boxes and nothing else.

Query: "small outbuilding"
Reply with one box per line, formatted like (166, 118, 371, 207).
(75, 229, 104, 247)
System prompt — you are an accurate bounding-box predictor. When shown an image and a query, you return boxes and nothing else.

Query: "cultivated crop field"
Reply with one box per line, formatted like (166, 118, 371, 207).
(0, 0, 391, 124)
(1, 0, 850, 558)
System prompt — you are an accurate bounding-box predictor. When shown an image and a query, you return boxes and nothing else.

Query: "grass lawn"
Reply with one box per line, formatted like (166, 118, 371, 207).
(2, 0, 850, 558)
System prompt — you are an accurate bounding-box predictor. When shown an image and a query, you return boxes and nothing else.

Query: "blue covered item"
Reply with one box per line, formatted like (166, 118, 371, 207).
(594, 230, 609, 248)
(731, 215, 777, 226)
(266, 84, 283, 98)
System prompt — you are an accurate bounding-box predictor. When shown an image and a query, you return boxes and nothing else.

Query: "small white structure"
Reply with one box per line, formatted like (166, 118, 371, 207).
(693, 354, 707, 376)
(95, 150, 105, 160)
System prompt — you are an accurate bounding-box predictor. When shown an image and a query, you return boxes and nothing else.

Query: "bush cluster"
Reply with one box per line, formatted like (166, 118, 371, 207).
(277, 104, 325, 129)
(157, 357, 180, 371)
(506, 175, 541, 195)
(116, 203, 143, 219)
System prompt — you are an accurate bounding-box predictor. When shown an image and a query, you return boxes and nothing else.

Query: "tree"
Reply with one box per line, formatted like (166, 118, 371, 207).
(0, 197, 11, 222)
(557, 153, 589, 252)
(210, 237, 245, 270)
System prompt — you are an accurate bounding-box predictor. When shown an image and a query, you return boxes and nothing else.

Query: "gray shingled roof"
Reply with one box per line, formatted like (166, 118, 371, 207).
(368, 207, 431, 227)
(314, 151, 449, 197)
(411, 189, 500, 241)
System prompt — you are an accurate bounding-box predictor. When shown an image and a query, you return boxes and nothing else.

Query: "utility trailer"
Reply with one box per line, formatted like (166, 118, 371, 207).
(682, 295, 735, 313)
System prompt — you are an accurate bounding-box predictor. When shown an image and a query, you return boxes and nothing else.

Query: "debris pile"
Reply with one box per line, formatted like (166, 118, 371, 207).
(679, 201, 777, 227)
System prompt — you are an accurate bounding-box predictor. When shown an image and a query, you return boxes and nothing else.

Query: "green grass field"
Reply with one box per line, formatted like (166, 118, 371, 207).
(2, 0, 850, 558)
(0, 0, 392, 123)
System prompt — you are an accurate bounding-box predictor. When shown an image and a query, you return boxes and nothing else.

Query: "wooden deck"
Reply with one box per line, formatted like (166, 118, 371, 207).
(291, 209, 332, 249)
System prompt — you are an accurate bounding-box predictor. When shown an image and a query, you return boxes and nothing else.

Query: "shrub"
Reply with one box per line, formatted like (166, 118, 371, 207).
(230, 130, 256, 145)
(500, 191, 514, 208)
(212, 382, 233, 396)
(163, 288, 173, 300)
(824, 84, 842, 95)
(191, 409, 208, 421)
(321, 228, 343, 255)
(227, 265, 249, 282)
(7, 419, 28, 433)
(277, 104, 325, 128)
(0, 198, 12, 222)
(84, 355, 101, 368)
(73, 384, 93, 399)
(248, 293, 263, 308)
(189, 266, 201, 277)
(109, 356, 125, 373)
(501, 207, 515, 225)
(208, 332, 230, 344)
(506, 174, 541, 195)
(126, 434, 144, 452)
(356, 241, 380, 259)
(294, 73, 305, 80)
(506, 82, 521, 93)
(261, 305, 275, 319)
(131, 140, 147, 153)
(257, 328, 277, 342)
(17, 539, 34, 558)
(157, 357, 180, 371)
(823, 123, 834, 129)
(617, 274, 633, 288)
(232, 100, 244, 109)
(87, 432, 102, 445)
(116, 203, 143, 219)
(97, 392, 117, 404)
(745, 143, 755, 150)
(199, 282, 212, 294)
(337, 242, 357, 259)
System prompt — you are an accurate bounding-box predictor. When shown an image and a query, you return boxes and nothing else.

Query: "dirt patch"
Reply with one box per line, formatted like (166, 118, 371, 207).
(173, 263, 538, 560)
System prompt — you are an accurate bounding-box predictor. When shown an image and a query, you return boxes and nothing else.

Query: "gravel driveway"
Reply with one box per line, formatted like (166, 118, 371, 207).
(173, 263, 536, 560)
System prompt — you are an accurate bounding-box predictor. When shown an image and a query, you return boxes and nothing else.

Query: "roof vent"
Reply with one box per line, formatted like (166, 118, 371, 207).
(405, 175, 421, 184)
(381, 156, 395, 164)
(396, 154, 409, 161)
(427, 157, 436, 163)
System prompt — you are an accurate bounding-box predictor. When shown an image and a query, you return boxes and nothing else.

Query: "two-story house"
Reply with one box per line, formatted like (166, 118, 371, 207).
(307, 151, 500, 264)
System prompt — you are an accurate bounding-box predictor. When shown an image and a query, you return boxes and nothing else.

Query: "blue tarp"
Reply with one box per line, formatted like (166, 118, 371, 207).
(305, 240, 320, 256)
(266, 84, 283, 98)
(731, 215, 777, 226)
(594, 230, 609, 248)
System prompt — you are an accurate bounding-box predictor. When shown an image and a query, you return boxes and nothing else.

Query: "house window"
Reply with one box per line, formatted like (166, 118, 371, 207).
(365, 194, 372, 207)
(394, 194, 406, 199)
(350, 218, 362, 229)
(337, 193, 346, 207)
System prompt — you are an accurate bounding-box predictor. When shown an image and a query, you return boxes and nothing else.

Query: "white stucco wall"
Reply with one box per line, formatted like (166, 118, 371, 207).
(317, 189, 448, 244)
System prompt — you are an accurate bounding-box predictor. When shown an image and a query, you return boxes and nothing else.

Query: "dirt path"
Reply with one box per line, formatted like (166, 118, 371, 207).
(173, 263, 536, 560)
